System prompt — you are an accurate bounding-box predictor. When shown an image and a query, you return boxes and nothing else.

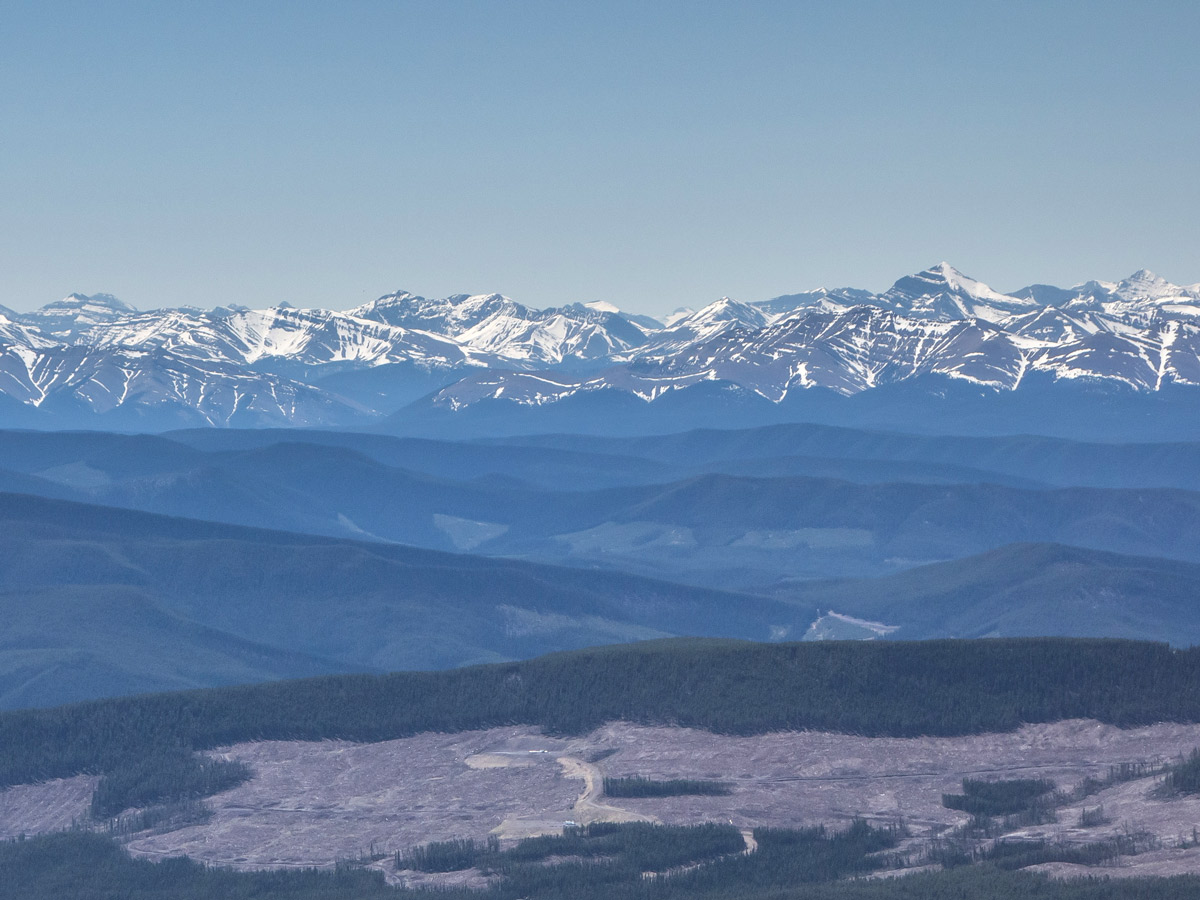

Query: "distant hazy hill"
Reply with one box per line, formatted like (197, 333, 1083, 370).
(7, 486, 1200, 709)
(491, 422, 1200, 492)
(4, 429, 1200, 593)
(0, 585, 350, 710)
(0, 492, 805, 709)
(791, 543, 1200, 646)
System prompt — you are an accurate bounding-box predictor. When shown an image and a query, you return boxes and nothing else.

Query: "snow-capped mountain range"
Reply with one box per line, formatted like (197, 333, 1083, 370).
(2, 263, 1199, 429)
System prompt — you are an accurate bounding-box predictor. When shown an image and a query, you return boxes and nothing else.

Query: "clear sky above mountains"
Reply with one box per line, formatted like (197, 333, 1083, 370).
(1, 1, 1197, 316)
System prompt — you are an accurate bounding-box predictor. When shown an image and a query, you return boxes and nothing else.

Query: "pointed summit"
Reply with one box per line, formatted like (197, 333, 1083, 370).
(1121, 269, 1169, 291)
(643, 297, 768, 352)
(880, 264, 1032, 322)
(1113, 269, 1184, 303)
(890, 263, 1005, 301)
(687, 297, 769, 329)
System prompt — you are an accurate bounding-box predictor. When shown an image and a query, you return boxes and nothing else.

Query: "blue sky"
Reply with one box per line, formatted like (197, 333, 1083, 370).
(1, 1, 1197, 315)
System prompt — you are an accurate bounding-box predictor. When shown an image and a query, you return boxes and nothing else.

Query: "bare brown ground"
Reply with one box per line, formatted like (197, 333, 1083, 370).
(0, 775, 95, 840)
(1028, 847, 1200, 880)
(7, 720, 1200, 880)
(125, 727, 580, 869)
(1003, 774, 1200, 876)
(577, 720, 1200, 838)
(556, 755, 655, 824)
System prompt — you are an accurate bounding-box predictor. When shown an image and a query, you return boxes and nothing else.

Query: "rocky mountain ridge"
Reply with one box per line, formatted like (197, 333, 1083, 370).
(1, 263, 1198, 428)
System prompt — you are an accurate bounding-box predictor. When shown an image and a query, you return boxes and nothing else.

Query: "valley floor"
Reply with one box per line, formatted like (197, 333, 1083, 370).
(7, 719, 1200, 882)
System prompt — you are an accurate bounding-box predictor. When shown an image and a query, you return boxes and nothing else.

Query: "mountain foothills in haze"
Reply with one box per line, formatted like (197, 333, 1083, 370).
(7, 419, 1200, 708)
(2, 263, 1200, 438)
(0, 491, 810, 709)
(5, 426, 1200, 594)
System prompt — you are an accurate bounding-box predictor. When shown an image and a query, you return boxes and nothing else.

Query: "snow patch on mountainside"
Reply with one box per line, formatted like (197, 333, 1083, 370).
(803, 611, 900, 641)
(4, 263, 1199, 426)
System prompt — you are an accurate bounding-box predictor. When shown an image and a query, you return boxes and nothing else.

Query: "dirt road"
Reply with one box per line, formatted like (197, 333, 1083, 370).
(556, 756, 656, 825)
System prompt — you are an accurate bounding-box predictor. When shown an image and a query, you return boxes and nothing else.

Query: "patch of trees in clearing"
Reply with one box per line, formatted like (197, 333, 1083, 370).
(90, 752, 250, 819)
(602, 776, 732, 797)
(942, 778, 1057, 817)
(1158, 749, 1200, 797)
(922, 754, 1200, 873)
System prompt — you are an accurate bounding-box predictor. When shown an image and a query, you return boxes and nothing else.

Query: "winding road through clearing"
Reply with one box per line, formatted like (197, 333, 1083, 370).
(556, 756, 656, 825)
(555, 756, 757, 857)
(490, 753, 653, 841)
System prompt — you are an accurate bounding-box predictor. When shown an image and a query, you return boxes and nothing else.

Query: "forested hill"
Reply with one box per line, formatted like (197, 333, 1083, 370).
(6, 637, 1200, 791)
(0, 491, 808, 708)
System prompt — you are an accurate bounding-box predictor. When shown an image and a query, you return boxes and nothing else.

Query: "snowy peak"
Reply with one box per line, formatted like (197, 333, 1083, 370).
(1050, 270, 1200, 319)
(51, 292, 137, 314)
(35, 292, 138, 320)
(575, 298, 664, 331)
(21, 292, 141, 338)
(682, 297, 769, 330)
(350, 291, 531, 336)
(1010, 283, 1080, 307)
(882, 263, 1036, 322)
(1113, 269, 1194, 302)
(754, 286, 876, 318)
(349, 290, 654, 365)
(445, 293, 527, 330)
(1122, 268, 1167, 287)
(645, 298, 767, 348)
(631, 297, 769, 359)
(349, 290, 453, 332)
(2, 262, 1200, 428)
(889, 262, 1014, 304)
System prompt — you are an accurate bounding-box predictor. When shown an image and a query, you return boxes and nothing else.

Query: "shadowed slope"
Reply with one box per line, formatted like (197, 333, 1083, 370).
(0, 492, 806, 708)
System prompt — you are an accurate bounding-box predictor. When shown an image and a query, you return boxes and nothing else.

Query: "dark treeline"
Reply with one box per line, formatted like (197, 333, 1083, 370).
(13, 827, 1200, 900)
(488, 819, 902, 898)
(399, 822, 745, 878)
(7, 638, 1200, 813)
(603, 776, 732, 797)
(1, 832, 396, 900)
(1158, 748, 1200, 797)
(941, 778, 1056, 817)
(1, 821, 893, 900)
(399, 837, 497, 873)
(90, 752, 250, 818)
(976, 834, 1157, 871)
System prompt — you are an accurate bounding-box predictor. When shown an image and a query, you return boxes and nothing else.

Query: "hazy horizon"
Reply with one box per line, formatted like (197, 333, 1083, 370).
(8, 259, 1198, 319)
(3, 1, 1197, 316)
